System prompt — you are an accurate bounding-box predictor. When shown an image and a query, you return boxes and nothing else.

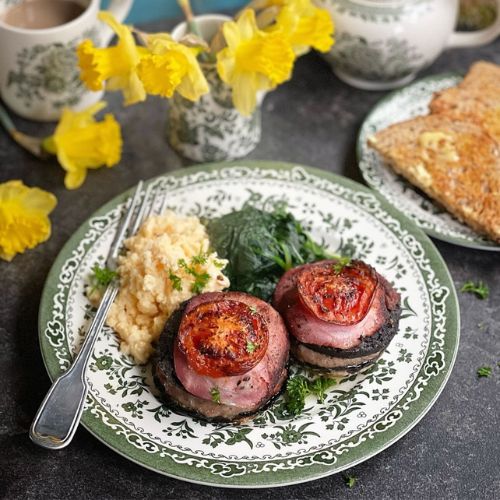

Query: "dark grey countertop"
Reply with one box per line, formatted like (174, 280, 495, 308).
(1, 17, 499, 500)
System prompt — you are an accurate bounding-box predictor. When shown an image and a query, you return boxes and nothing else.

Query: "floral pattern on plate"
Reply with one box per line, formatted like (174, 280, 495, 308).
(39, 162, 459, 487)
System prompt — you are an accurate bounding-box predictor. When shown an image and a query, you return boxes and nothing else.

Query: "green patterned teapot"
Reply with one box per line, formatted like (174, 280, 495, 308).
(319, 0, 500, 90)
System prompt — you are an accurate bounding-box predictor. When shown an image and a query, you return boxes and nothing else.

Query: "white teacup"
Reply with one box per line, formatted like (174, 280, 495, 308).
(0, 0, 133, 121)
(319, 0, 500, 90)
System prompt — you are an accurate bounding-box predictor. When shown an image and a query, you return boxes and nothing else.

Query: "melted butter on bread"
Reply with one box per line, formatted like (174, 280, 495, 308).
(419, 131, 460, 162)
(409, 163, 433, 188)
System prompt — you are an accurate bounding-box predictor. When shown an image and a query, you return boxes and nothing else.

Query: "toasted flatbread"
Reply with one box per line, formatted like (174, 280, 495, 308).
(368, 114, 500, 242)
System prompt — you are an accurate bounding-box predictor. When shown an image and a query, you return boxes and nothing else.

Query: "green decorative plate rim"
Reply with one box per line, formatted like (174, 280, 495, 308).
(357, 73, 500, 252)
(38, 161, 460, 487)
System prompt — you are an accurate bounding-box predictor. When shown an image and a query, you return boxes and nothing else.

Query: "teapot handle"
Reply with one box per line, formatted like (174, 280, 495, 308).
(99, 0, 134, 46)
(446, 0, 500, 48)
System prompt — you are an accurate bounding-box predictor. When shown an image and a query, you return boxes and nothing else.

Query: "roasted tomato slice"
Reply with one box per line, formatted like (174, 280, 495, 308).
(297, 260, 378, 325)
(177, 299, 269, 377)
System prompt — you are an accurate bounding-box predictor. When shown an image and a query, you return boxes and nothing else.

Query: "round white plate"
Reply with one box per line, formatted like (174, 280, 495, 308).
(39, 162, 460, 487)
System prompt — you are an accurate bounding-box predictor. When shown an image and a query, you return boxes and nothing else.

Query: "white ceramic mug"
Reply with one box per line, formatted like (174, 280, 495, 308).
(319, 0, 500, 90)
(0, 0, 133, 121)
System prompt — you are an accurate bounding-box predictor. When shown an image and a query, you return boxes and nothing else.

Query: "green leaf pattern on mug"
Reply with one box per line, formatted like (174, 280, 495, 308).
(326, 32, 424, 82)
(6, 27, 98, 109)
(167, 66, 262, 162)
(324, 0, 432, 22)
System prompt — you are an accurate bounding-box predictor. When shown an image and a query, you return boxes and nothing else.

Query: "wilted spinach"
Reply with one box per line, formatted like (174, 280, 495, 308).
(206, 206, 333, 301)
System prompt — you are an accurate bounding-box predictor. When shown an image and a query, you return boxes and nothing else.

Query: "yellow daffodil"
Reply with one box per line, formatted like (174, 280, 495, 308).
(0, 180, 57, 261)
(217, 9, 295, 116)
(274, 0, 334, 55)
(137, 34, 209, 101)
(245, 0, 334, 54)
(77, 12, 146, 105)
(43, 101, 122, 190)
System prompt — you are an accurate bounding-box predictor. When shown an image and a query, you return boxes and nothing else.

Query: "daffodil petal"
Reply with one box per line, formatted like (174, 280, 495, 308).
(232, 72, 259, 116)
(21, 187, 58, 212)
(238, 9, 258, 41)
(122, 73, 147, 105)
(177, 63, 210, 101)
(222, 19, 243, 50)
(65, 168, 87, 190)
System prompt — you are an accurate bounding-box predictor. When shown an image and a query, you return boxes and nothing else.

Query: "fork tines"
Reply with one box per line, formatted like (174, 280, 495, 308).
(106, 181, 163, 270)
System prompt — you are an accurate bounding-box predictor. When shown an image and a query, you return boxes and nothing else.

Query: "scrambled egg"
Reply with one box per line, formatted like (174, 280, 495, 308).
(104, 211, 229, 364)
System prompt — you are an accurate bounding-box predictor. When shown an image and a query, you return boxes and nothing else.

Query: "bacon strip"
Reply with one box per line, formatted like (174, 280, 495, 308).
(173, 292, 289, 410)
(273, 261, 400, 350)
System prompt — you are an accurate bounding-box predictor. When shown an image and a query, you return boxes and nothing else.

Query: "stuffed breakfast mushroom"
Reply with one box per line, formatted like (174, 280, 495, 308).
(153, 291, 289, 422)
(273, 259, 401, 375)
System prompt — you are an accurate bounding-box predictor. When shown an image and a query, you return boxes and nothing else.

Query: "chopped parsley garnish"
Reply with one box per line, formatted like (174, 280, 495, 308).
(343, 474, 357, 489)
(191, 252, 208, 265)
(178, 257, 210, 294)
(285, 375, 336, 416)
(461, 280, 489, 299)
(89, 264, 118, 292)
(210, 386, 221, 404)
(249, 306, 258, 315)
(477, 366, 492, 378)
(191, 272, 210, 294)
(310, 377, 335, 403)
(332, 256, 351, 274)
(246, 341, 256, 353)
(168, 270, 182, 292)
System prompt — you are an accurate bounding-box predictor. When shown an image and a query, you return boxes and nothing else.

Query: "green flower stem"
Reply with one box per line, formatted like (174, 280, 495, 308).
(0, 101, 16, 134)
(177, 0, 216, 63)
(0, 100, 49, 159)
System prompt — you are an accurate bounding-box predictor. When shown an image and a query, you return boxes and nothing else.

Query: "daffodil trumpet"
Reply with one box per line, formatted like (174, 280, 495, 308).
(0, 180, 57, 261)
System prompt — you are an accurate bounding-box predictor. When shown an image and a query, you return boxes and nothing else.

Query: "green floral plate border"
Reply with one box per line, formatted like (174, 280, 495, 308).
(38, 162, 459, 487)
(357, 73, 500, 251)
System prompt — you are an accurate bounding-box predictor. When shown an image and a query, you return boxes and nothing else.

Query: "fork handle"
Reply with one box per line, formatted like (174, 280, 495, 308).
(30, 286, 118, 449)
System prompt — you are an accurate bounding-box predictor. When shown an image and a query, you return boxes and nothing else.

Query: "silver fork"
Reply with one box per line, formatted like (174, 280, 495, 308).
(30, 181, 161, 450)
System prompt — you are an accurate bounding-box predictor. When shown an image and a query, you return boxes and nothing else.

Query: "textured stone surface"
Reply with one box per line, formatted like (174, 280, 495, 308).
(1, 18, 499, 500)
